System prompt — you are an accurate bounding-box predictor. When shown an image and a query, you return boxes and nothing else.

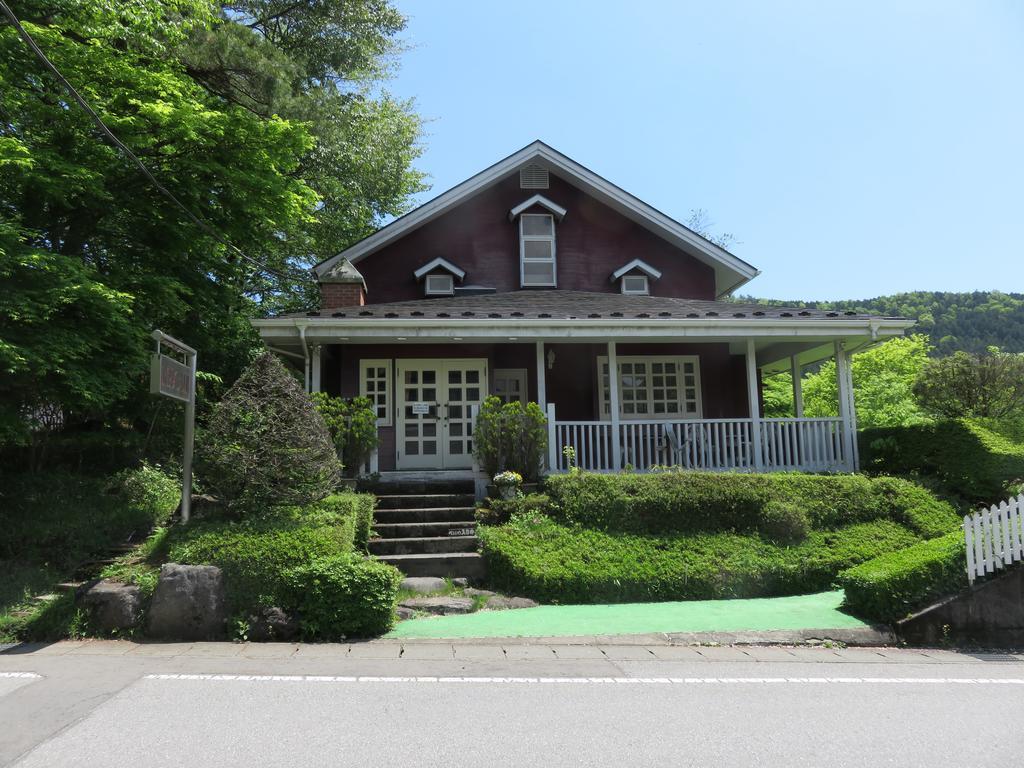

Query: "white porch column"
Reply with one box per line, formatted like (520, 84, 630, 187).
(790, 355, 804, 418)
(834, 340, 856, 471)
(745, 339, 764, 471)
(608, 341, 621, 471)
(535, 341, 547, 412)
(310, 344, 322, 393)
(546, 402, 557, 471)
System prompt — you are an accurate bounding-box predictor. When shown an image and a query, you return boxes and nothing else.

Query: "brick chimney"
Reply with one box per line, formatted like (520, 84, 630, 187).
(318, 258, 366, 311)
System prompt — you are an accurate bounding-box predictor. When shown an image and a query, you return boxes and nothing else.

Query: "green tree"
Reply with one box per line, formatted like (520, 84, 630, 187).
(1, 0, 423, 452)
(802, 335, 932, 428)
(913, 350, 1024, 418)
(199, 352, 341, 510)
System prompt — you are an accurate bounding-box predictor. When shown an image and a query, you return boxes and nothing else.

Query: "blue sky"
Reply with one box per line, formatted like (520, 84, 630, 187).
(386, 1, 1023, 300)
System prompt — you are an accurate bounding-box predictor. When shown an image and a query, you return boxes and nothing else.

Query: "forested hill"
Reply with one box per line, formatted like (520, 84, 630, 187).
(734, 291, 1024, 355)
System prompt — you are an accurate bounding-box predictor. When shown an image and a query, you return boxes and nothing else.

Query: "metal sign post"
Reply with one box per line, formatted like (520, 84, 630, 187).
(150, 330, 197, 522)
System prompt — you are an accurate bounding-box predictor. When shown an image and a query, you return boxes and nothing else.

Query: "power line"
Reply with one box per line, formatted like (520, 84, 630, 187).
(0, 0, 303, 282)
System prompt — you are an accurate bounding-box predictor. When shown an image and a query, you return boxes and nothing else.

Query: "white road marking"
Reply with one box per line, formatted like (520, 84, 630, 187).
(0, 672, 41, 679)
(143, 674, 1024, 686)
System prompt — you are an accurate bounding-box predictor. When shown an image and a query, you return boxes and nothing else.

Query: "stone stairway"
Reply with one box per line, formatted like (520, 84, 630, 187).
(366, 480, 485, 580)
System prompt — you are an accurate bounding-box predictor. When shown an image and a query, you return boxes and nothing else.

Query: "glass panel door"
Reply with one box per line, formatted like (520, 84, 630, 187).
(395, 359, 488, 470)
(396, 361, 441, 470)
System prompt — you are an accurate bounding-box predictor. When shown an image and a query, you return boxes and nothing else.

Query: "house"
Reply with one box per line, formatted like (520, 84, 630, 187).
(254, 141, 913, 477)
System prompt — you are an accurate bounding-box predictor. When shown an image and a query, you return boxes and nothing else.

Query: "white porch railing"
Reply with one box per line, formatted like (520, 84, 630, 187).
(547, 407, 849, 473)
(964, 494, 1024, 584)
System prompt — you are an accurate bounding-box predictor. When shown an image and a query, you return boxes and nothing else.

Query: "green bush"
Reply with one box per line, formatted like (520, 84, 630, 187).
(476, 493, 551, 526)
(284, 554, 402, 638)
(311, 393, 379, 477)
(861, 419, 1024, 504)
(473, 396, 547, 482)
(0, 464, 179, 569)
(163, 492, 371, 611)
(199, 352, 341, 512)
(542, 471, 956, 538)
(759, 501, 809, 544)
(480, 514, 920, 604)
(868, 476, 962, 537)
(837, 531, 967, 623)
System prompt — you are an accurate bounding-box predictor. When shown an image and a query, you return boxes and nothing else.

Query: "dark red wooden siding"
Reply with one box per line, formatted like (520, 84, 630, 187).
(354, 172, 716, 304)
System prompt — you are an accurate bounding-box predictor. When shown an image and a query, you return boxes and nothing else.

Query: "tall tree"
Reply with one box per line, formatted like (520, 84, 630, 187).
(0, 0, 423, 448)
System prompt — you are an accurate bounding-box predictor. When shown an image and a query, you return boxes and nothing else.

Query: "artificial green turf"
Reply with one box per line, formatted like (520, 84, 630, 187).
(387, 590, 868, 639)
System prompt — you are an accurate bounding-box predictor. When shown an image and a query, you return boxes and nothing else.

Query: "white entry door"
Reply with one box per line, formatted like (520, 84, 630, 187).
(396, 359, 488, 470)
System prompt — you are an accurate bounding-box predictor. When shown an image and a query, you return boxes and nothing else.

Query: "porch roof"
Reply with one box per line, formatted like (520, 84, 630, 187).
(254, 291, 914, 371)
(268, 290, 904, 324)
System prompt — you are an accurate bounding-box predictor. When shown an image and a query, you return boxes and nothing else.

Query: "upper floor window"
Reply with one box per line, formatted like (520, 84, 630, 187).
(520, 213, 556, 287)
(424, 273, 454, 296)
(620, 275, 649, 295)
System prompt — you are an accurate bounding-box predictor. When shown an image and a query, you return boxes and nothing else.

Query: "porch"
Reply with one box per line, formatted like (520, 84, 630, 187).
(253, 291, 911, 476)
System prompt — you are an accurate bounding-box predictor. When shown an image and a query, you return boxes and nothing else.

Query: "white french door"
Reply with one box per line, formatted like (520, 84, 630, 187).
(395, 359, 488, 470)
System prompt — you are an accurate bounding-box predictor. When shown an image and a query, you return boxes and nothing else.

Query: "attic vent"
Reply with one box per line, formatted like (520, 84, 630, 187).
(519, 164, 549, 189)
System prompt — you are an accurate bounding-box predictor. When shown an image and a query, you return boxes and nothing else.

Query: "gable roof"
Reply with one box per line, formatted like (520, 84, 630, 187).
(314, 141, 760, 298)
(413, 257, 466, 281)
(611, 258, 662, 281)
(508, 194, 568, 221)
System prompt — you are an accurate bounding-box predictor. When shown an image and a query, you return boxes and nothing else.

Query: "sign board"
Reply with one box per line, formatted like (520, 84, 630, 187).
(150, 353, 193, 403)
(411, 402, 430, 415)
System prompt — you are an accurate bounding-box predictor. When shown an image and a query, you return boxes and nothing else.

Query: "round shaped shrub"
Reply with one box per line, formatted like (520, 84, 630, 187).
(758, 501, 810, 544)
(199, 352, 341, 512)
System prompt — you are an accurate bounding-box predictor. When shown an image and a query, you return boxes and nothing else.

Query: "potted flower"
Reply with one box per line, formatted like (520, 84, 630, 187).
(492, 470, 523, 500)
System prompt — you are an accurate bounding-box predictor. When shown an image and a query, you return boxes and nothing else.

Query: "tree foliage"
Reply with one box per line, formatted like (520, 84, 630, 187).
(765, 335, 932, 429)
(913, 351, 1024, 419)
(198, 352, 341, 511)
(738, 291, 1024, 356)
(311, 392, 378, 476)
(0, 0, 422, 453)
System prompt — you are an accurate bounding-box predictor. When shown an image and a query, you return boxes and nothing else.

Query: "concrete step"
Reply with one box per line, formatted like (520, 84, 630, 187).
(377, 552, 486, 579)
(368, 536, 479, 556)
(373, 521, 477, 539)
(374, 506, 476, 524)
(361, 479, 476, 495)
(376, 494, 475, 510)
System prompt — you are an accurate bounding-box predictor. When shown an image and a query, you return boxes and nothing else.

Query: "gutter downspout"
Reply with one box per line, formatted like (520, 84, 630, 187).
(296, 322, 310, 393)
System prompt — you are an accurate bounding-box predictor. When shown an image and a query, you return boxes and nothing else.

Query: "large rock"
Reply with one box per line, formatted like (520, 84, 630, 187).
(484, 596, 539, 611)
(398, 596, 475, 616)
(246, 607, 299, 642)
(147, 564, 227, 640)
(399, 577, 448, 594)
(79, 580, 142, 633)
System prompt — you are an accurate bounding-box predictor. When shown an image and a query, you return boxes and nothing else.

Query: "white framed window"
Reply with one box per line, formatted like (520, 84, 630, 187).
(360, 359, 391, 426)
(492, 368, 528, 405)
(519, 213, 556, 287)
(424, 273, 454, 296)
(621, 275, 649, 295)
(597, 356, 702, 420)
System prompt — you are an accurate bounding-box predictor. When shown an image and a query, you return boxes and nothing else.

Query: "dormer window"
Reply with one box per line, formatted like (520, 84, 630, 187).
(509, 195, 567, 289)
(413, 257, 465, 297)
(611, 258, 662, 296)
(424, 273, 454, 296)
(621, 275, 649, 295)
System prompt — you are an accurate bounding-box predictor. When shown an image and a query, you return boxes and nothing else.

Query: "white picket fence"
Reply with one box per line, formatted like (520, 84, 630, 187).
(963, 493, 1024, 584)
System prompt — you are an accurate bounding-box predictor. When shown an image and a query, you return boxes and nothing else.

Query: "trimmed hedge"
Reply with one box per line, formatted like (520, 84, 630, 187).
(284, 555, 402, 638)
(543, 471, 958, 539)
(837, 531, 967, 623)
(164, 492, 373, 611)
(861, 419, 1024, 504)
(480, 514, 921, 604)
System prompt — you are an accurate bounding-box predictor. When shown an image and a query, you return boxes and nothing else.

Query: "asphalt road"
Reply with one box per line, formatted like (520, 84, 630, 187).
(2, 640, 1023, 767)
